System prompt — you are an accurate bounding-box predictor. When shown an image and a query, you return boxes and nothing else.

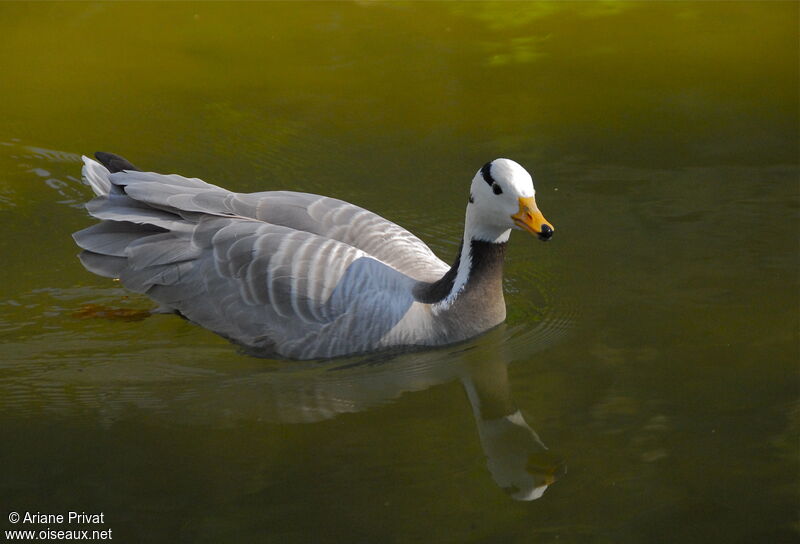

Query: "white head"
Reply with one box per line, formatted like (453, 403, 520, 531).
(465, 158, 554, 243)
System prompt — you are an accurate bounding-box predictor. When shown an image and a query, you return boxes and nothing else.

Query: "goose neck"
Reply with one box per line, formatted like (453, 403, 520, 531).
(413, 236, 507, 308)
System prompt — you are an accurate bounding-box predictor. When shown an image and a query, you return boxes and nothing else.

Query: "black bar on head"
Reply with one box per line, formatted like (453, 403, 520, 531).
(480, 161, 495, 186)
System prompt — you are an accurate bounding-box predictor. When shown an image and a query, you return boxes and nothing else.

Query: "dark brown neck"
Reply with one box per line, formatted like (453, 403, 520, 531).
(413, 239, 506, 304)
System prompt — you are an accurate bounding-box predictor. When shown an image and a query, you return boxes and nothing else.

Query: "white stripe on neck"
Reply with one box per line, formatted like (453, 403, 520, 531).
(434, 224, 510, 311)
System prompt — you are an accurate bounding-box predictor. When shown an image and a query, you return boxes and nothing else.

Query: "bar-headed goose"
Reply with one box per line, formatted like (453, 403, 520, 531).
(74, 153, 554, 359)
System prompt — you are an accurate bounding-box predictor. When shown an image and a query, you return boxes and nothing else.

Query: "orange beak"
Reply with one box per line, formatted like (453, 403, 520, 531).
(511, 197, 554, 241)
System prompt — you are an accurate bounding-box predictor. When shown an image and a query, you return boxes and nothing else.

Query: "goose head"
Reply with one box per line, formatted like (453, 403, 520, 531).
(466, 158, 554, 243)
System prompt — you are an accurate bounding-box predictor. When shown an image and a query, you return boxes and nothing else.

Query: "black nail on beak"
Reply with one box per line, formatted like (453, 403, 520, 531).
(538, 224, 553, 241)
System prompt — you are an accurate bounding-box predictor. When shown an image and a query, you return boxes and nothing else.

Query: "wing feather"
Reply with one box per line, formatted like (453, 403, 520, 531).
(91, 166, 449, 280)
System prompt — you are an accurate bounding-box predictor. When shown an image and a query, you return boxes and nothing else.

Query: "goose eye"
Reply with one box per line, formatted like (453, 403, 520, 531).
(492, 183, 503, 195)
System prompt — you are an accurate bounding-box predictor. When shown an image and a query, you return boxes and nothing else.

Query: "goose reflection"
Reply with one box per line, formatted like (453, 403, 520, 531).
(4, 287, 569, 501)
(461, 354, 566, 500)
(194, 326, 566, 501)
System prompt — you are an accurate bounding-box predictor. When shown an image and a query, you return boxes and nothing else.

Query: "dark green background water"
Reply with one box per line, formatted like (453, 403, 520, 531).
(1, 2, 797, 542)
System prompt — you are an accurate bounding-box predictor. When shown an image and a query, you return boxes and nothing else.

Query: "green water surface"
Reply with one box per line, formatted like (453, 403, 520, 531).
(0, 2, 798, 542)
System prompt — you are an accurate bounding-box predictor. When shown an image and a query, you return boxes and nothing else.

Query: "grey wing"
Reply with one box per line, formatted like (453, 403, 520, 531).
(75, 213, 418, 359)
(101, 169, 449, 281)
(229, 191, 450, 282)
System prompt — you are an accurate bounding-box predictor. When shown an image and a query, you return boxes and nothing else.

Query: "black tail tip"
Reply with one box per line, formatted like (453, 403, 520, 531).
(94, 151, 139, 173)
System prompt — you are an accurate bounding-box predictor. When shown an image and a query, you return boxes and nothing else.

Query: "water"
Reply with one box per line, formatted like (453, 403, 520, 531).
(1, 2, 797, 542)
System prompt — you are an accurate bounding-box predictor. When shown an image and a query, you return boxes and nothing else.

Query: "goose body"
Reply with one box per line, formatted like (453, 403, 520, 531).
(73, 153, 553, 359)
